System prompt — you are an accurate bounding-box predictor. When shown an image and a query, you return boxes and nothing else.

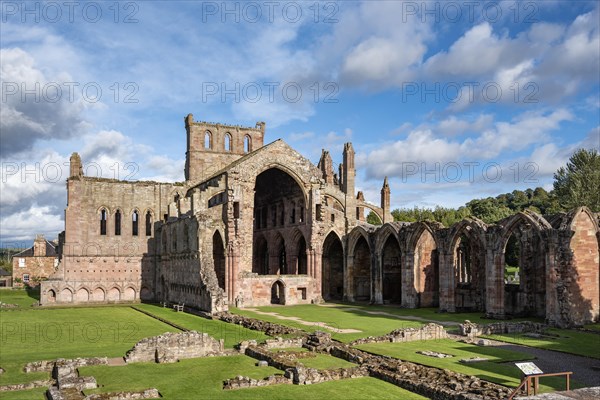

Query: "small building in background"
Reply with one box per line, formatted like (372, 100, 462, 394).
(0, 268, 11, 287)
(12, 234, 59, 287)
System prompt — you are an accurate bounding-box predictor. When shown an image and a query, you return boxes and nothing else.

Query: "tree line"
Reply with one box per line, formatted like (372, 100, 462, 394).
(367, 148, 600, 226)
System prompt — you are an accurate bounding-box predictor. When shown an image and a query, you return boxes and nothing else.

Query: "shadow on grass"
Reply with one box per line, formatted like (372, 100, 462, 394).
(26, 286, 40, 302)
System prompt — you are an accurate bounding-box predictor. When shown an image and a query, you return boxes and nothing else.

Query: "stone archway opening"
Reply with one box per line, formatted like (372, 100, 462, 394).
(453, 229, 486, 312)
(414, 228, 439, 308)
(352, 236, 371, 302)
(322, 232, 344, 301)
(252, 168, 306, 275)
(271, 281, 285, 304)
(382, 235, 401, 304)
(296, 235, 307, 275)
(501, 220, 546, 318)
(212, 230, 226, 290)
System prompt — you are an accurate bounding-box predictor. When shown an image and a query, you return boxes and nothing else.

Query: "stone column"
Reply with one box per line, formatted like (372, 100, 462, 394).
(372, 251, 383, 304)
(438, 251, 455, 312)
(345, 255, 354, 302)
(402, 251, 417, 308)
(485, 234, 504, 318)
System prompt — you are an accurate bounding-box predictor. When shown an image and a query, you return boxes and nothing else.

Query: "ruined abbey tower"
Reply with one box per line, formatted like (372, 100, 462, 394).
(41, 115, 600, 328)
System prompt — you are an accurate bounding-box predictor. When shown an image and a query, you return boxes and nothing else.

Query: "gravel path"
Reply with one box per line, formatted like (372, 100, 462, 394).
(484, 338, 600, 388)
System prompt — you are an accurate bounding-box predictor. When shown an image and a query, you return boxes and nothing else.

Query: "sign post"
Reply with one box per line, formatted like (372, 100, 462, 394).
(515, 362, 544, 395)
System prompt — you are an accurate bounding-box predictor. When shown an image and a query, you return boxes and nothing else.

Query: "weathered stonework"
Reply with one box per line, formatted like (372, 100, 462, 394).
(459, 320, 547, 339)
(124, 331, 225, 363)
(38, 115, 599, 328)
(350, 323, 447, 345)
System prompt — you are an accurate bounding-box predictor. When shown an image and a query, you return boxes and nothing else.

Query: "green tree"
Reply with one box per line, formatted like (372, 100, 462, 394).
(366, 210, 383, 225)
(466, 197, 512, 223)
(553, 148, 600, 211)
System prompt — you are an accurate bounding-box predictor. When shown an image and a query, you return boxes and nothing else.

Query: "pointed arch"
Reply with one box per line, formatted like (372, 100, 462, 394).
(566, 207, 600, 323)
(132, 209, 139, 236)
(75, 287, 89, 302)
(253, 233, 269, 275)
(410, 223, 439, 308)
(271, 280, 285, 304)
(496, 211, 549, 318)
(212, 230, 226, 290)
(100, 207, 107, 235)
(145, 210, 153, 236)
(244, 135, 252, 153)
(92, 287, 105, 302)
(322, 231, 344, 301)
(447, 218, 488, 312)
(204, 130, 212, 149)
(380, 231, 402, 304)
(224, 132, 232, 152)
(114, 209, 122, 236)
(351, 232, 372, 302)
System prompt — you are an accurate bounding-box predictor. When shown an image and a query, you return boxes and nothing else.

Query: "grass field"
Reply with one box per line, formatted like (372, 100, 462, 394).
(80, 355, 426, 399)
(0, 307, 177, 385)
(1, 300, 595, 399)
(356, 339, 575, 393)
(0, 288, 40, 309)
(485, 328, 600, 359)
(134, 303, 269, 347)
(232, 304, 424, 342)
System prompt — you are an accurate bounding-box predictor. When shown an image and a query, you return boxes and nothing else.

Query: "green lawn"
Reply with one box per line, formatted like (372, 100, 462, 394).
(319, 302, 543, 325)
(81, 355, 426, 399)
(0, 288, 40, 309)
(356, 339, 576, 393)
(485, 328, 600, 359)
(134, 304, 269, 347)
(0, 307, 178, 385)
(232, 304, 424, 342)
(0, 387, 47, 400)
(583, 323, 600, 331)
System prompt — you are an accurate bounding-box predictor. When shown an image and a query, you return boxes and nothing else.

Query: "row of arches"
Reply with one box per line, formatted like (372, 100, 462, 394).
(99, 208, 153, 237)
(204, 130, 252, 153)
(252, 230, 308, 275)
(45, 285, 150, 303)
(320, 208, 599, 323)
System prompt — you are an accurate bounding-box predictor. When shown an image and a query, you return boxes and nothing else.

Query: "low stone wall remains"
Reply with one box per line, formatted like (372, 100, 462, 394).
(215, 312, 303, 336)
(459, 320, 547, 339)
(125, 331, 225, 363)
(350, 323, 448, 345)
(24, 357, 108, 373)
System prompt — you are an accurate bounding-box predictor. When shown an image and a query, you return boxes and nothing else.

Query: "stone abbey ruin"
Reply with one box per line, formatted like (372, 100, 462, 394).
(40, 114, 600, 328)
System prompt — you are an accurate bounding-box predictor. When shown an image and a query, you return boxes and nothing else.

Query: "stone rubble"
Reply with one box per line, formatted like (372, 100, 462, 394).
(350, 323, 448, 345)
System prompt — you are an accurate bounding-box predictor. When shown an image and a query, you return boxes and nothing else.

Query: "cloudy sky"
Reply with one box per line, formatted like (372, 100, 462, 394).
(1, 1, 599, 245)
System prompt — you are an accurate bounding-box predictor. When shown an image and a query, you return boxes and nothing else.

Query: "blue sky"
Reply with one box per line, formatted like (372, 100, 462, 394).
(1, 0, 599, 244)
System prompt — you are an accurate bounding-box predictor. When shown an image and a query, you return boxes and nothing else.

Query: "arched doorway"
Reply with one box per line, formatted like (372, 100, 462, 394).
(253, 235, 269, 274)
(382, 235, 401, 304)
(213, 231, 226, 290)
(271, 281, 285, 304)
(322, 232, 344, 301)
(500, 219, 546, 318)
(353, 236, 371, 302)
(414, 228, 439, 307)
(296, 235, 307, 275)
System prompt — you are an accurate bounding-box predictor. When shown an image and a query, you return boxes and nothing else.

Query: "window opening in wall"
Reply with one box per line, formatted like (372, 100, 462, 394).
(224, 133, 232, 151)
(146, 211, 152, 236)
(115, 210, 121, 236)
(100, 209, 107, 235)
(204, 131, 212, 149)
(132, 210, 139, 236)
